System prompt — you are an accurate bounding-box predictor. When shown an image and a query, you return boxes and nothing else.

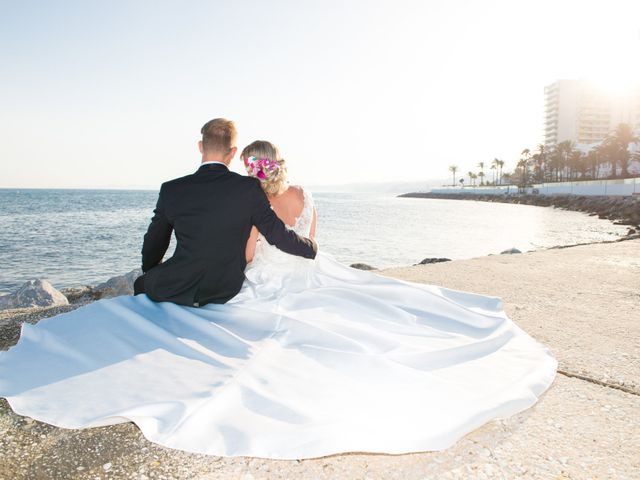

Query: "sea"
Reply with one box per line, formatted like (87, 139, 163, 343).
(0, 188, 629, 293)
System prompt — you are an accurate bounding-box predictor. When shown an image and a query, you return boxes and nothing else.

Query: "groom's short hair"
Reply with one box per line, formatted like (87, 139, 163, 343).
(200, 118, 237, 153)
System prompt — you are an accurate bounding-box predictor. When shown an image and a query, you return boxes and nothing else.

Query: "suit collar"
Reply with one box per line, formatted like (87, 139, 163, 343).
(196, 163, 229, 173)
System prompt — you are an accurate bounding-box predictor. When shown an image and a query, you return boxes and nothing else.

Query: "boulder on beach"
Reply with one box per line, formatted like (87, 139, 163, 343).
(93, 269, 142, 299)
(0, 279, 69, 310)
(350, 263, 377, 271)
(60, 285, 95, 303)
(501, 248, 522, 255)
(416, 258, 451, 265)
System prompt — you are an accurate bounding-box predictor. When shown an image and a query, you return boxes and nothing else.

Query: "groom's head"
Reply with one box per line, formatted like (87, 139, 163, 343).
(198, 118, 237, 165)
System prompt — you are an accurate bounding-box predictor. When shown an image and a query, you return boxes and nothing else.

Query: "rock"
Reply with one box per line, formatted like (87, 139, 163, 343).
(627, 228, 636, 235)
(501, 248, 521, 254)
(398, 193, 640, 229)
(350, 263, 377, 271)
(416, 258, 451, 265)
(60, 285, 95, 303)
(93, 269, 142, 299)
(0, 279, 69, 310)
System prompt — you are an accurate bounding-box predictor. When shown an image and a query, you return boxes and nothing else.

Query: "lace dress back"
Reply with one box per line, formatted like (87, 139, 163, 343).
(285, 187, 315, 238)
(250, 187, 315, 269)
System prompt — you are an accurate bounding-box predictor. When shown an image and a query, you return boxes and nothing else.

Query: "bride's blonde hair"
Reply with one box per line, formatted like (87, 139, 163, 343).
(240, 140, 288, 196)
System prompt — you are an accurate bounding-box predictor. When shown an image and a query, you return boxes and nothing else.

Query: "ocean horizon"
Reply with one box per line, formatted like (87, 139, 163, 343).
(0, 188, 629, 293)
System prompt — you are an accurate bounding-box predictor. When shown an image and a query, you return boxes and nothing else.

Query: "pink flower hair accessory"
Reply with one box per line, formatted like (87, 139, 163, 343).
(244, 155, 280, 181)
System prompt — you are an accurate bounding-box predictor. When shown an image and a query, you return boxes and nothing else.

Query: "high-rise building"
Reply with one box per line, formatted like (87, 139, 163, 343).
(544, 79, 640, 149)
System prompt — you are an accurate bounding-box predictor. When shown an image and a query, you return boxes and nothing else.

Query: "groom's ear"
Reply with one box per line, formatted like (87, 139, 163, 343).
(198, 140, 204, 154)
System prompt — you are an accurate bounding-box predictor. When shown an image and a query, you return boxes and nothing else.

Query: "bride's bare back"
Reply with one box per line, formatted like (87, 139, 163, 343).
(269, 185, 306, 227)
(245, 185, 316, 262)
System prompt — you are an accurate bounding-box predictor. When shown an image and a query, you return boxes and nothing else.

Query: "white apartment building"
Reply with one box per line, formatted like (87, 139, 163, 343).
(544, 79, 640, 149)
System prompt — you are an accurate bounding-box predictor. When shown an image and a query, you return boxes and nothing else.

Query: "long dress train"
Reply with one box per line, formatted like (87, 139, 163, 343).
(0, 188, 557, 459)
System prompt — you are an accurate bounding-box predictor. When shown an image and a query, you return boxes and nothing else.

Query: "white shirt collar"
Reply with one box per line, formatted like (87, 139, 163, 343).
(200, 161, 228, 167)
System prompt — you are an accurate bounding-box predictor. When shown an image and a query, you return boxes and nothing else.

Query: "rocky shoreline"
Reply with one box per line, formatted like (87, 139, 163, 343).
(398, 192, 640, 232)
(0, 269, 141, 312)
(4, 225, 639, 310)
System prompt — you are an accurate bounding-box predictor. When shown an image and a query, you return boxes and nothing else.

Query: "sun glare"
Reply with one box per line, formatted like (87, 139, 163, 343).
(586, 47, 640, 97)
(589, 75, 640, 97)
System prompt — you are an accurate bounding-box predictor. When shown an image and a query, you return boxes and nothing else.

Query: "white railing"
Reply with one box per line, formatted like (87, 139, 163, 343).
(431, 177, 640, 196)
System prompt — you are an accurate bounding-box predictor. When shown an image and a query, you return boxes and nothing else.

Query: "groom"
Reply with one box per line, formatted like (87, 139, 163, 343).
(133, 118, 317, 307)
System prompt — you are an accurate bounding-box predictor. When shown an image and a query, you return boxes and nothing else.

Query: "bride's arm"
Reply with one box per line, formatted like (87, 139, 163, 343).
(309, 207, 317, 240)
(245, 226, 259, 263)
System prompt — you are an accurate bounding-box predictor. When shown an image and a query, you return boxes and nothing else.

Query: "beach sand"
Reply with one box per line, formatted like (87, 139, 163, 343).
(1, 238, 639, 479)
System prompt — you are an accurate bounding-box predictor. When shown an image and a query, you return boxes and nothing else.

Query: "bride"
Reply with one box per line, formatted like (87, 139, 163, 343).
(0, 141, 557, 460)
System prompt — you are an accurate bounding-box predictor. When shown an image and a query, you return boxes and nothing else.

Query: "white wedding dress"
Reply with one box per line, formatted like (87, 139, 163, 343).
(0, 188, 557, 459)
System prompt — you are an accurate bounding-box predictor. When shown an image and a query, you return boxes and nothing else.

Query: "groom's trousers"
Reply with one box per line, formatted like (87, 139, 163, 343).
(133, 275, 145, 296)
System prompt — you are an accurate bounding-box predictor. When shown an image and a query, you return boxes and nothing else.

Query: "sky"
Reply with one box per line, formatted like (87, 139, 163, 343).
(1, 0, 640, 189)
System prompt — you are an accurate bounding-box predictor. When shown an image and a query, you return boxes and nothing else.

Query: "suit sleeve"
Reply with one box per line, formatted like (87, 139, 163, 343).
(141, 184, 174, 272)
(250, 181, 317, 259)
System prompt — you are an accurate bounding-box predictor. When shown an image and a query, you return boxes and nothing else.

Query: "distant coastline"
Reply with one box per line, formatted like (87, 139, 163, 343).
(398, 192, 640, 232)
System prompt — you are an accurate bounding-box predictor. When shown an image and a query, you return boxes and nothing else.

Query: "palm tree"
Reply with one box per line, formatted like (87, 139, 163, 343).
(521, 148, 535, 185)
(585, 149, 600, 179)
(547, 147, 563, 182)
(598, 139, 621, 178)
(491, 158, 501, 185)
(477, 162, 485, 185)
(568, 150, 584, 179)
(556, 140, 575, 181)
(531, 153, 541, 181)
(467, 171, 475, 185)
(516, 158, 528, 186)
(609, 123, 639, 177)
(575, 153, 589, 179)
(534, 144, 546, 182)
(477, 171, 485, 185)
(496, 159, 505, 185)
(448, 165, 458, 186)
